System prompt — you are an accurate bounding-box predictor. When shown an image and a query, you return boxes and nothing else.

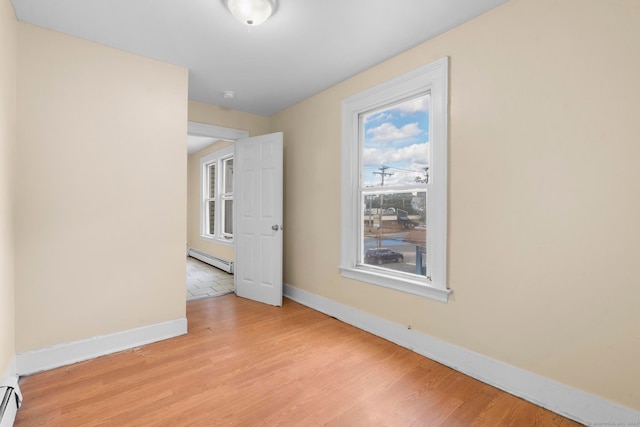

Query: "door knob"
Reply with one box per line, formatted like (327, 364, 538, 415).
(272, 225, 279, 231)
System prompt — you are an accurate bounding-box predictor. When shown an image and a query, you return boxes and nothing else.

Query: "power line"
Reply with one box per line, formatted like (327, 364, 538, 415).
(364, 164, 425, 174)
(387, 165, 426, 174)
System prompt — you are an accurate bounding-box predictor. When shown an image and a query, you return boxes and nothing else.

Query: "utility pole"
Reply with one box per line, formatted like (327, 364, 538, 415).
(372, 166, 393, 248)
(372, 165, 393, 187)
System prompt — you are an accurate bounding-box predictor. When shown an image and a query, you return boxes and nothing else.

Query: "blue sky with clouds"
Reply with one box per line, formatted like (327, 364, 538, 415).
(362, 94, 430, 187)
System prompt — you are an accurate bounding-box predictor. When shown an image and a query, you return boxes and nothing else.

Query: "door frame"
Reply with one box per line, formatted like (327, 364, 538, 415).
(188, 122, 248, 142)
(187, 123, 284, 307)
(186, 121, 247, 284)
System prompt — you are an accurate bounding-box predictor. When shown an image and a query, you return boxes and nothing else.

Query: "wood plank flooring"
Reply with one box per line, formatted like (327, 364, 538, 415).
(15, 295, 580, 426)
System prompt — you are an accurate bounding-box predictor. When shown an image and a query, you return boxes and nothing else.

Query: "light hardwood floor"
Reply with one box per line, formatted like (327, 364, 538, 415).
(15, 295, 580, 426)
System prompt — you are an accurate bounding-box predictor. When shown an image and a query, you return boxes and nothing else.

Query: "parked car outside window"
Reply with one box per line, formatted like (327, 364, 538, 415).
(364, 248, 404, 265)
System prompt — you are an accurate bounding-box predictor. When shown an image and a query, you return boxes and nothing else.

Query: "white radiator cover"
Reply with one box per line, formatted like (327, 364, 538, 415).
(188, 248, 234, 274)
(0, 376, 21, 427)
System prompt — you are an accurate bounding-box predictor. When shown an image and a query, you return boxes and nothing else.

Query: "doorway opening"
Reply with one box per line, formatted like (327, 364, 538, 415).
(186, 256, 234, 301)
(186, 122, 248, 302)
(185, 122, 284, 306)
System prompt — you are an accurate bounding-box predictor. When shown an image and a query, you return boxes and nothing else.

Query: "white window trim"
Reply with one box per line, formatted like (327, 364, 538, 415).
(200, 145, 235, 246)
(219, 157, 234, 240)
(339, 57, 451, 303)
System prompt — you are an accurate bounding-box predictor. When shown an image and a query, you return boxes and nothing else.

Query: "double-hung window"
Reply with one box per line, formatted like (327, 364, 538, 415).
(340, 57, 451, 302)
(201, 146, 234, 244)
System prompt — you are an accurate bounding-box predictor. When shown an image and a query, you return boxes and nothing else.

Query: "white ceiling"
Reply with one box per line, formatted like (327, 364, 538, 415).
(11, 0, 508, 117)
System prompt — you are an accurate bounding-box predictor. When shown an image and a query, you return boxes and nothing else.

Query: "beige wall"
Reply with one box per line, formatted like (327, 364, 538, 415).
(188, 101, 269, 135)
(15, 23, 189, 351)
(5, 0, 638, 412)
(270, 0, 640, 410)
(0, 0, 17, 374)
(186, 101, 269, 260)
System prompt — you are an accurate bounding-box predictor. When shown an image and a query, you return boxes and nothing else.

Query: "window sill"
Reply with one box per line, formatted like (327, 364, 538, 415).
(338, 266, 452, 303)
(200, 235, 234, 247)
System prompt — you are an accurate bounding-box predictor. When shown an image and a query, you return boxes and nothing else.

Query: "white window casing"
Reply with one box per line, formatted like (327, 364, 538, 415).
(339, 57, 451, 303)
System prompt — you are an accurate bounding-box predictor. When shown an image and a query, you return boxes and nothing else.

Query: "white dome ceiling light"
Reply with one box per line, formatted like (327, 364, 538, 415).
(224, 0, 276, 26)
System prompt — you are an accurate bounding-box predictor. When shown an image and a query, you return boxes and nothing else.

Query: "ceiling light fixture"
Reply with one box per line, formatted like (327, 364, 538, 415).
(224, 0, 275, 26)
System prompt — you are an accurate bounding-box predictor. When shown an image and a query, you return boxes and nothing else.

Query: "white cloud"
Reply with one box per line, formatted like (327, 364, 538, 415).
(363, 143, 429, 186)
(364, 142, 429, 166)
(363, 167, 425, 187)
(366, 122, 422, 143)
(364, 111, 392, 123)
(377, 170, 415, 187)
(392, 95, 429, 115)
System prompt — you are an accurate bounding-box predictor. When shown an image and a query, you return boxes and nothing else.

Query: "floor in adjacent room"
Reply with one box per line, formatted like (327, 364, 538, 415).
(186, 256, 234, 301)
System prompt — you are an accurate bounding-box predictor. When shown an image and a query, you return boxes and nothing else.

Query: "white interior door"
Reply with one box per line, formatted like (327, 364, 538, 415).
(234, 132, 283, 306)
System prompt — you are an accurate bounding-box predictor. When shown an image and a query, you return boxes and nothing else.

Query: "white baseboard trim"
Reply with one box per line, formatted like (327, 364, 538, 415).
(16, 318, 187, 376)
(284, 284, 640, 425)
(188, 248, 234, 274)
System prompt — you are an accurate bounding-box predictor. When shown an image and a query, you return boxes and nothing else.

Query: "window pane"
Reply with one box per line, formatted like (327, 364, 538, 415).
(224, 200, 233, 235)
(208, 200, 215, 235)
(361, 94, 430, 188)
(224, 158, 234, 194)
(362, 191, 426, 277)
(208, 164, 216, 198)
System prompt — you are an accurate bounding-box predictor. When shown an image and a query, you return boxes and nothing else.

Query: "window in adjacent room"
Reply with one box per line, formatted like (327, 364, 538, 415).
(339, 57, 451, 302)
(201, 145, 234, 244)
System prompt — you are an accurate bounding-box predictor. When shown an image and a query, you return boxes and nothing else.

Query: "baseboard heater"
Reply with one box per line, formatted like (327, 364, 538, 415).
(188, 248, 234, 274)
(0, 377, 22, 427)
